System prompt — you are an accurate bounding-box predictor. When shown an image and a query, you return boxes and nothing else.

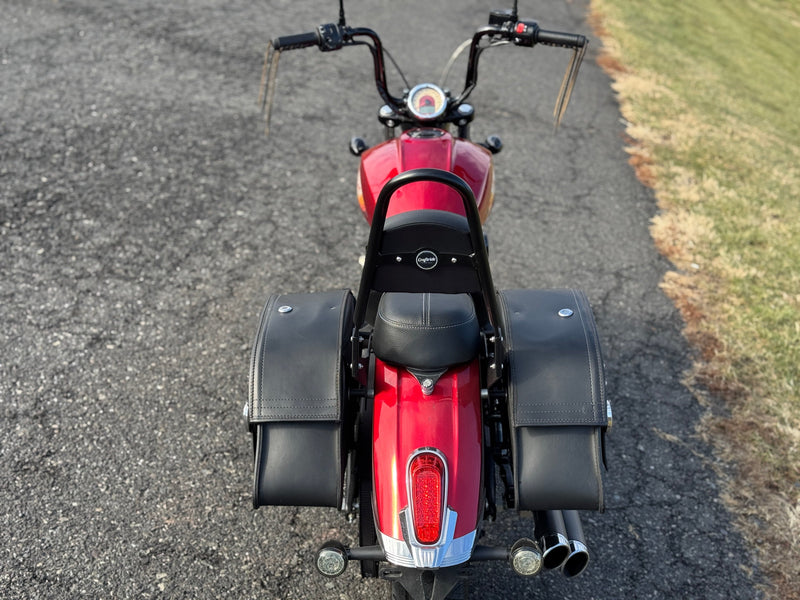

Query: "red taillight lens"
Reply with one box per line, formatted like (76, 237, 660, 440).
(410, 453, 445, 544)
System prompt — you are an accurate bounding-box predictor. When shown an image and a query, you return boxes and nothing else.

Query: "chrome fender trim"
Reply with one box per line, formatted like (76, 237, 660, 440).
(379, 508, 476, 568)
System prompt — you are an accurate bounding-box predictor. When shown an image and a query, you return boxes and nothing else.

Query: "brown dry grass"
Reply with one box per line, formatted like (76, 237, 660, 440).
(589, 3, 800, 598)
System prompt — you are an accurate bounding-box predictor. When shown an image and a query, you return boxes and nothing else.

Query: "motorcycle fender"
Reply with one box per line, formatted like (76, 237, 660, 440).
(371, 359, 482, 569)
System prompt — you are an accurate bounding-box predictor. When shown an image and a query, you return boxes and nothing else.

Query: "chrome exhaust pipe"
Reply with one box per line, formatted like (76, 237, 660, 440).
(533, 510, 570, 570)
(561, 510, 590, 578)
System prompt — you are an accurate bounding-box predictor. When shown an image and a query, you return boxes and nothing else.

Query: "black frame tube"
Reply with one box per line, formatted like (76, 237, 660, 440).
(346, 545, 385, 561)
(352, 168, 502, 339)
(345, 543, 511, 563)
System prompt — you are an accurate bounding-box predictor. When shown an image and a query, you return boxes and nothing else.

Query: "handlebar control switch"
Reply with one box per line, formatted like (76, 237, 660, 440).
(512, 20, 539, 47)
(489, 9, 517, 27)
(317, 23, 344, 51)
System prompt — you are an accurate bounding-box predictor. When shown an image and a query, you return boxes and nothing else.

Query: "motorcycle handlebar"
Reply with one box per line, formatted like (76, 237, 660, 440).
(268, 16, 586, 114)
(272, 31, 320, 51)
(457, 19, 586, 104)
(268, 23, 402, 108)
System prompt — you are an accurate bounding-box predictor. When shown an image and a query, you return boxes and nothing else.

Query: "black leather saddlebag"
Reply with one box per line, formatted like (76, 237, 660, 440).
(498, 289, 607, 512)
(248, 289, 355, 508)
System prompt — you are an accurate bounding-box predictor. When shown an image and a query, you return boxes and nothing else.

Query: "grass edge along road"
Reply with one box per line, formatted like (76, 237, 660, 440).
(588, 1, 800, 598)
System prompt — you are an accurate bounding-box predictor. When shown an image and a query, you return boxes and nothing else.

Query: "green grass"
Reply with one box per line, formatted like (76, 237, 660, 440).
(590, 0, 800, 596)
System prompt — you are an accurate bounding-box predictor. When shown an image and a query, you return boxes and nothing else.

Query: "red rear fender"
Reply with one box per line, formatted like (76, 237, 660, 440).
(371, 360, 482, 549)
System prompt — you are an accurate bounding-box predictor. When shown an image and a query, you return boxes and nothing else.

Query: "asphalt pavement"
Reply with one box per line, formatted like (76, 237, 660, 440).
(1, 0, 763, 598)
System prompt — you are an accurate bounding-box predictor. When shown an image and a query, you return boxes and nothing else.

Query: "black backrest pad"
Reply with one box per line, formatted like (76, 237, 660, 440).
(372, 209, 481, 294)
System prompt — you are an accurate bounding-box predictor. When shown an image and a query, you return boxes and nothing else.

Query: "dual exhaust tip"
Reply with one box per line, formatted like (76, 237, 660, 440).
(506, 510, 590, 578)
(531, 509, 590, 577)
(315, 510, 589, 579)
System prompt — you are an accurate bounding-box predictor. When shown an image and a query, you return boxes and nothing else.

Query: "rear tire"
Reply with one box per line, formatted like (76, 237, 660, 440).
(389, 575, 469, 599)
(449, 580, 469, 600)
(391, 582, 410, 600)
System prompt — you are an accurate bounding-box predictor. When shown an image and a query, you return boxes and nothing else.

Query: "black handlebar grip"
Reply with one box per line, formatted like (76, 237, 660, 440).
(272, 31, 320, 51)
(535, 29, 587, 49)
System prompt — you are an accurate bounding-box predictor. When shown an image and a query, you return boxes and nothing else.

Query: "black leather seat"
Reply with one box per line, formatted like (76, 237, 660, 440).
(372, 292, 480, 370)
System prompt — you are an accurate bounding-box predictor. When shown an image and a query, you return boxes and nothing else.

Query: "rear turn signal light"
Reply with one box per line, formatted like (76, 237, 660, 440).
(315, 541, 348, 577)
(409, 452, 445, 544)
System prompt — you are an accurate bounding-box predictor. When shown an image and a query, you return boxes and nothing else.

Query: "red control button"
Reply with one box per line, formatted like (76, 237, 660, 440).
(516, 22, 526, 34)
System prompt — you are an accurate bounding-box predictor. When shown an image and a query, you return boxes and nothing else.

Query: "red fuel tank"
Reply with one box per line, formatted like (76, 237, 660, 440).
(357, 129, 494, 224)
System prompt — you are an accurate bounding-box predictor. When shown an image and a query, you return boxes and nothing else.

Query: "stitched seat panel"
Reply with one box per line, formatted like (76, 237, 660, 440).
(372, 292, 480, 369)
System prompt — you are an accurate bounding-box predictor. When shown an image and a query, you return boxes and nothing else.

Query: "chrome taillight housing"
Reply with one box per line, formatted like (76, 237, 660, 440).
(409, 451, 445, 544)
(380, 446, 476, 569)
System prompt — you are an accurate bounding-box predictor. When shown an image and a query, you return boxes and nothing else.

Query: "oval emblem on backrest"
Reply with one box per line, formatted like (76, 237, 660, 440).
(415, 250, 439, 270)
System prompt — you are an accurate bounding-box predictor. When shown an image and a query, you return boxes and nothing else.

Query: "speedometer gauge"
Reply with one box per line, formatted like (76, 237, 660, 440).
(407, 83, 447, 121)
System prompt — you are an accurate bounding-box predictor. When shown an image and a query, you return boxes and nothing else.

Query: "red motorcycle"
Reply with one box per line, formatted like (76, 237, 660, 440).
(247, 3, 610, 599)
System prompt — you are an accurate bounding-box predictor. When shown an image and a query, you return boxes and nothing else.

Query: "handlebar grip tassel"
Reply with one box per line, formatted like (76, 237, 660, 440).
(258, 45, 281, 136)
(553, 40, 587, 129)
